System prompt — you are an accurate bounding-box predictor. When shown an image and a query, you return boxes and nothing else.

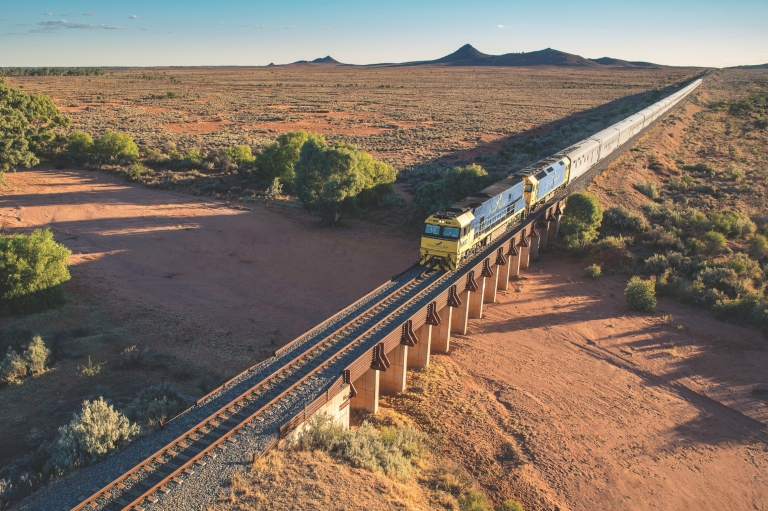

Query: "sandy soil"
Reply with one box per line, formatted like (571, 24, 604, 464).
(441, 256, 768, 510)
(1, 169, 418, 342)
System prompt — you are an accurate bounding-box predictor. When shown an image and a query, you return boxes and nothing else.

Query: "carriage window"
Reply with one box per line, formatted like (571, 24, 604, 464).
(525, 184, 533, 192)
(424, 224, 440, 236)
(442, 227, 460, 238)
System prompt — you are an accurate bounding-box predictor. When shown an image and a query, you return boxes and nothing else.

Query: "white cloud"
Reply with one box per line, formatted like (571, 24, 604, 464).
(496, 24, 505, 28)
(44, 12, 53, 16)
(128, 15, 143, 19)
(33, 20, 124, 32)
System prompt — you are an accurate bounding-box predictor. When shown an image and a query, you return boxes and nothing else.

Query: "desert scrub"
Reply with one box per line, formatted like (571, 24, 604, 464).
(124, 384, 191, 428)
(634, 180, 660, 199)
(625, 276, 657, 312)
(584, 264, 602, 279)
(53, 397, 140, 472)
(559, 192, 603, 251)
(0, 335, 50, 384)
(459, 489, 491, 511)
(603, 206, 648, 233)
(295, 414, 425, 480)
(0, 229, 71, 315)
(125, 162, 153, 181)
(499, 500, 524, 511)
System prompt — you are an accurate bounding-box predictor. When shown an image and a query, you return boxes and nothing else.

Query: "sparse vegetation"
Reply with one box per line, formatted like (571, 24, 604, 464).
(560, 192, 603, 250)
(584, 264, 602, 279)
(633, 180, 660, 199)
(52, 397, 140, 473)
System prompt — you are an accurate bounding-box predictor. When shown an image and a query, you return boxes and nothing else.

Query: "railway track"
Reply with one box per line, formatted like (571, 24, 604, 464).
(71, 266, 446, 511)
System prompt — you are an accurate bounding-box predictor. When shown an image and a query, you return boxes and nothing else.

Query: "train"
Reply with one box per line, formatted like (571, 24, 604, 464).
(420, 79, 702, 271)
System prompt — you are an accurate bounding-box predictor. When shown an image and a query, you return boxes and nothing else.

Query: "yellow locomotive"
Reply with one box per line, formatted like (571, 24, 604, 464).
(420, 157, 570, 271)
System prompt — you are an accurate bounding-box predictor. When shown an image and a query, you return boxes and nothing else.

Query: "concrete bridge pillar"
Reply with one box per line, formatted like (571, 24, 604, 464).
(380, 344, 408, 393)
(553, 201, 565, 239)
(518, 229, 531, 270)
(507, 239, 521, 279)
(529, 226, 540, 262)
(452, 290, 471, 335)
(538, 218, 550, 251)
(482, 258, 497, 304)
(469, 277, 486, 319)
(432, 305, 452, 353)
(408, 324, 432, 368)
(496, 247, 510, 292)
(350, 368, 379, 414)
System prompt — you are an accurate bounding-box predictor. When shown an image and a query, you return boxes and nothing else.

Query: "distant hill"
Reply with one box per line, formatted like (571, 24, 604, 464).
(589, 57, 659, 68)
(394, 45, 660, 68)
(291, 56, 342, 65)
(729, 63, 768, 69)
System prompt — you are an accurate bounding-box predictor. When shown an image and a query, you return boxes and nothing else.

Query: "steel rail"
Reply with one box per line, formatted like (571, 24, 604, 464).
(69, 269, 431, 511)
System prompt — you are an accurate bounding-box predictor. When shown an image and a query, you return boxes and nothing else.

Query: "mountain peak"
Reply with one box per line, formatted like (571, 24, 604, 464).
(312, 56, 340, 64)
(433, 44, 490, 63)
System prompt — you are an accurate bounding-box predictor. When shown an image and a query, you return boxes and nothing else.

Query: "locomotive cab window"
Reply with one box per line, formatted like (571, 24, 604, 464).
(525, 184, 533, 192)
(424, 224, 440, 236)
(442, 227, 460, 239)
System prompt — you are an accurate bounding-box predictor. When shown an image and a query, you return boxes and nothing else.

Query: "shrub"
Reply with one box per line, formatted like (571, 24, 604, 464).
(683, 161, 717, 174)
(584, 264, 601, 279)
(460, 489, 491, 511)
(23, 335, 49, 375)
(0, 229, 71, 315)
(634, 181, 659, 199)
(256, 131, 325, 189)
(224, 145, 255, 166)
(0, 348, 28, 384)
(560, 192, 603, 250)
(183, 150, 203, 169)
(750, 234, 768, 259)
(710, 211, 756, 239)
(625, 276, 656, 312)
(703, 230, 727, 254)
(124, 384, 190, 427)
(53, 397, 140, 472)
(378, 193, 407, 209)
(116, 345, 149, 368)
(93, 131, 139, 162)
(644, 254, 669, 275)
(499, 500, 524, 511)
(296, 414, 424, 480)
(125, 162, 153, 181)
(66, 131, 94, 154)
(603, 206, 648, 232)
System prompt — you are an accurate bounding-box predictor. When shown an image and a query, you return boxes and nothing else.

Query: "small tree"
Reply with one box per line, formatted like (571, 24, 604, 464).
(703, 230, 726, 255)
(625, 276, 656, 312)
(53, 397, 140, 472)
(66, 131, 94, 154)
(256, 131, 326, 190)
(23, 335, 49, 375)
(560, 192, 604, 250)
(584, 264, 602, 279)
(224, 145, 255, 165)
(93, 131, 139, 162)
(0, 228, 71, 315)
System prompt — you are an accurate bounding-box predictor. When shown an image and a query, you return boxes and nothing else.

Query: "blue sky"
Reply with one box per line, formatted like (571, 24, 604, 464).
(1, 0, 766, 67)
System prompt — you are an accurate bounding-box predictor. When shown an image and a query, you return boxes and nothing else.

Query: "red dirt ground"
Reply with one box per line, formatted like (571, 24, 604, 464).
(0, 168, 418, 341)
(442, 256, 768, 510)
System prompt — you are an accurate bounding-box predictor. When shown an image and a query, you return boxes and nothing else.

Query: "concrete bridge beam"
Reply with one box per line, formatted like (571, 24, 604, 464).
(451, 290, 471, 335)
(469, 277, 486, 319)
(518, 230, 531, 270)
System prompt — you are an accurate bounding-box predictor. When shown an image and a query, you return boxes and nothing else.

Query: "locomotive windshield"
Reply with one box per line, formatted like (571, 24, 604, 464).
(443, 227, 460, 238)
(424, 224, 440, 236)
(423, 224, 460, 239)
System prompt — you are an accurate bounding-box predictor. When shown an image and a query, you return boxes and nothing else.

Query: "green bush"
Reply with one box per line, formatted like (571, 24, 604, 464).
(710, 211, 756, 239)
(53, 397, 140, 472)
(256, 131, 325, 189)
(93, 131, 139, 162)
(125, 162, 153, 181)
(634, 181, 659, 199)
(460, 489, 491, 511)
(183, 150, 203, 169)
(644, 254, 669, 275)
(378, 193, 407, 210)
(66, 131, 94, 154)
(296, 414, 424, 480)
(413, 164, 504, 217)
(0, 229, 71, 315)
(499, 500, 524, 511)
(23, 335, 49, 375)
(584, 264, 602, 279)
(750, 234, 768, 259)
(0, 348, 28, 384)
(703, 230, 727, 254)
(294, 140, 397, 223)
(603, 206, 648, 232)
(124, 384, 190, 428)
(625, 276, 656, 312)
(560, 192, 603, 250)
(224, 145, 255, 165)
